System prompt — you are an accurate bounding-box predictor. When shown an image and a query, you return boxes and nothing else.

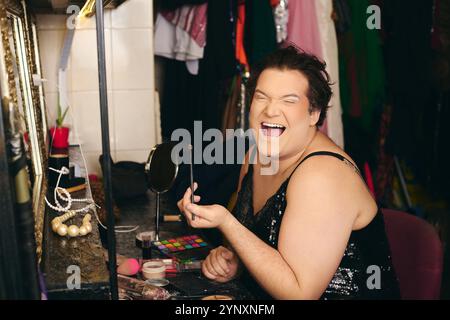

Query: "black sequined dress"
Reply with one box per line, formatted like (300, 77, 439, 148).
(232, 151, 401, 300)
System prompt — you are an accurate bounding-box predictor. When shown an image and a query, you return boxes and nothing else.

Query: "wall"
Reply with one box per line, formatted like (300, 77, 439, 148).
(36, 0, 157, 176)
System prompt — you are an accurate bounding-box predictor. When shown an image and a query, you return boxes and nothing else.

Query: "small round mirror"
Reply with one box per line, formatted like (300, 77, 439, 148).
(145, 142, 179, 193)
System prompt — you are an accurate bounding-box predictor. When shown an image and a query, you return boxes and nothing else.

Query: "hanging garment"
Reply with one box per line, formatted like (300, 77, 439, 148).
(161, 3, 208, 48)
(332, 0, 352, 34)
(154, 4, 207, 75)
(315, 0, 344, 148)
(203, 0, 237, 79)
(375, 104, 395, 205)
(340, 0, 385, 132)
(336, 0, 385, 173)
(383, 0, 434, 176)
(244, 0, 278, 66)
(154, 14, 203, 61)
(270, 0, 280, 7)
(221, 76, 241, 134)
(160, 0, 237, 140)
(236, 0, 249, 69)
(286, 0, 323, 58)
(428, 0, 450, 197)
(431, 0, 449, 90)
(273, 0, 289, 44)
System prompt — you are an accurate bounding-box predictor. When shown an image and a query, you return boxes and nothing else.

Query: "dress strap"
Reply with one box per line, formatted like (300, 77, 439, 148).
(289, 151, 363, 180)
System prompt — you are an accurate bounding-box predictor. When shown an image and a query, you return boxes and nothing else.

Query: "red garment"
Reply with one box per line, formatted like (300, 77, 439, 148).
(270, 0, 280, 8)
(236, 0, 249, 69)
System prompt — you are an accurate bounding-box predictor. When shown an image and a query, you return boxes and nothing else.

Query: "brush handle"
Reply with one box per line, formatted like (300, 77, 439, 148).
(189, 144, 195, 221)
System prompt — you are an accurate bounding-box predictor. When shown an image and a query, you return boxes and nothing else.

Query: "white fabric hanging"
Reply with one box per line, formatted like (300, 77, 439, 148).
(154, 13, 203, 75)
(315, 0, 345, 148)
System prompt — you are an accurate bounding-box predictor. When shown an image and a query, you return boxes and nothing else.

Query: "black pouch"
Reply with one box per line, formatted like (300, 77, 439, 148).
(99, 154, 148, 200)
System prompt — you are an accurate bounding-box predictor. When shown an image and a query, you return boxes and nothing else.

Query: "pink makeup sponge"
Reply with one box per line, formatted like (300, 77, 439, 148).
(117, 258, 140, 276)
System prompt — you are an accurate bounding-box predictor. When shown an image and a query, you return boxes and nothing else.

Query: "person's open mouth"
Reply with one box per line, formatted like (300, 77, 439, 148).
(260, 122, 286, 137)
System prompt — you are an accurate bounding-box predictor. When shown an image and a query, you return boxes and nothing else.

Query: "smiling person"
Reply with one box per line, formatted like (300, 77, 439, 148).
(177, 46, 401, 300)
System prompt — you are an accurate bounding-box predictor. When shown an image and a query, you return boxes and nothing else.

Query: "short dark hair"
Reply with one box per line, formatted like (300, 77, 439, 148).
(246, 45, 332, 127)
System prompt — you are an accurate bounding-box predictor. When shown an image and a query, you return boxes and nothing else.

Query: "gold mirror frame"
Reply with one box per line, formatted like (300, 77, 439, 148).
(0, 0, 48, 262)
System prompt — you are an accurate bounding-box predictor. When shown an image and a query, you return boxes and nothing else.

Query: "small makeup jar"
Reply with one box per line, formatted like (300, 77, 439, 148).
(142, 260, 166, 280)
(135, 231, 155, 248)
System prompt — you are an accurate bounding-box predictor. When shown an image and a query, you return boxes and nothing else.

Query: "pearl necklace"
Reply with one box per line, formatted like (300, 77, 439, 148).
(51, 211, 93, 237)
(46, 166, 139, 235)
(45, 166, 96, 213)
(45, 166, 97, 237)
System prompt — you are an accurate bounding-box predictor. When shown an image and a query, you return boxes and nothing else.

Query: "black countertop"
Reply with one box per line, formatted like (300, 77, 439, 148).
(114, 190, 255, 300)
(41, 147, 109, 300)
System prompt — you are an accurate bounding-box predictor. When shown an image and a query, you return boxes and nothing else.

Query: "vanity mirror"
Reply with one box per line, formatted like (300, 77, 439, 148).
(145, 142, 179, 241)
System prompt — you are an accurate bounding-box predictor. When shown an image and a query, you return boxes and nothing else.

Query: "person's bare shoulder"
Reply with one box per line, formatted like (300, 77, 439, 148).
(285, 154, 362, 219)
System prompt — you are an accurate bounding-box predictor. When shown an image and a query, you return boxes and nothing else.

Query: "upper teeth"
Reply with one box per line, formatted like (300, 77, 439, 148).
(262, 122, 285, 129)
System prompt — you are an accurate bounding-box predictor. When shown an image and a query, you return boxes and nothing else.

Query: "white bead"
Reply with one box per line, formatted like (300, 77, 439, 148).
(67, 225, 79, 237)
(85, 223, 92, 233)
(57, 224, 68, 236)
(79, 226, 88, 236)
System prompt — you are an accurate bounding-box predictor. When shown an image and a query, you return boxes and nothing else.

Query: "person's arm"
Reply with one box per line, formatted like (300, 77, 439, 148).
(202, 155, 249, 281)
(222, 237, 244, 276)
(182, 157, 359, 299)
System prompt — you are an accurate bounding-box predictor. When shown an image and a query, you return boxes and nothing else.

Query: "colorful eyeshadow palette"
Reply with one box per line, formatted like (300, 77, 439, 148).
(152, 235, 210, 260)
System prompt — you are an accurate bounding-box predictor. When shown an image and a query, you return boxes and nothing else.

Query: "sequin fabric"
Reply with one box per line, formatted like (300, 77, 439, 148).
(232, 162, 401, 300)
(273, 0, 289, 43)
